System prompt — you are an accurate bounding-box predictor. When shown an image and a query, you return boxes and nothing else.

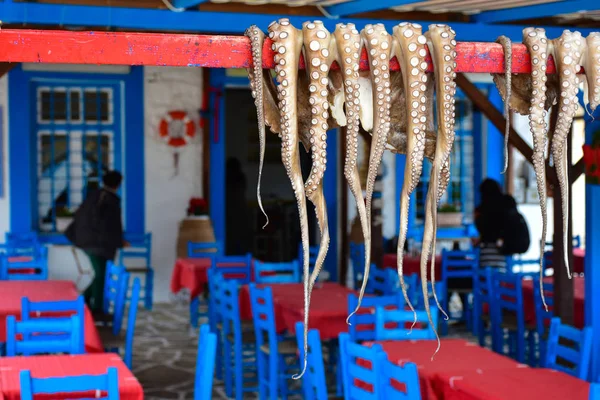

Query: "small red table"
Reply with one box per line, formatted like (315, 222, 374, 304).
(170, 257, 212, 298)
(239, 282, 356, 340)
(434, 367, 590, 400)
(371, 339, 528, 400)
(0, 354, 143, 400)
(383, 254, 443, 280)
(522, 276, 585, 329)
(0, 281, 103, 353)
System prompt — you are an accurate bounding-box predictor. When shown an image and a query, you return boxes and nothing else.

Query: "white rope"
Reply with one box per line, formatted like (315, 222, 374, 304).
(162, 0, 185, 12)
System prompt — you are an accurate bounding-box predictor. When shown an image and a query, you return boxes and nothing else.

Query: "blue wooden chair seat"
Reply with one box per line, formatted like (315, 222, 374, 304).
(254, 259, 300, 284)
(20, 367, 120, 400)
(545, 317, 592, 380)
(195, 324, 217, 400)
(6, 314, 84, 356)
(119, 232, 154, 310)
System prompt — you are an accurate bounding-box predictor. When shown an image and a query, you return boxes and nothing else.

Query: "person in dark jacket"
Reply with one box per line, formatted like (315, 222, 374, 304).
(474, 178, 508, 269)
(65, 170, 127, 312)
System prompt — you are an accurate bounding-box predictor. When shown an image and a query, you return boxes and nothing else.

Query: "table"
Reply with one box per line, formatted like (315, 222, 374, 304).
(0, 281, 104, 353)
(522, 276, 585, 329)
(435, 367, 590, 400)
(0, 354, 143, 400)
(170, 257, 212, 298)
(383, 254, 443, 280)
(371, 339, 528, 400)
(239, 282, 356, 340)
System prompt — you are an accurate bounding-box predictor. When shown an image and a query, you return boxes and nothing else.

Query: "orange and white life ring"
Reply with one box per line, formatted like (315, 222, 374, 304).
(158, 110, 195, 147)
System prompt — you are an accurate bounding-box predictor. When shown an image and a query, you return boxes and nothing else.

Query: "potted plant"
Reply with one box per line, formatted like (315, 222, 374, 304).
(55, 206, 75, 232)
(437, 203, 463, 227)
(187, 197, 209, 219)
(177, 197, 215, 258)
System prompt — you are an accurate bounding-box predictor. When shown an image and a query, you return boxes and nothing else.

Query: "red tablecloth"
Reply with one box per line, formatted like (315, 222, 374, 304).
(239, 282, 356, 340)
(170, 258, 212, 298)
(371, 339, 528, 400)
(0, 281, 103, 353)
(0, 354, 143, 400)
(383, 254, 443, 280)
(435, 367, 589, 400)
(522, 276, 585, 329)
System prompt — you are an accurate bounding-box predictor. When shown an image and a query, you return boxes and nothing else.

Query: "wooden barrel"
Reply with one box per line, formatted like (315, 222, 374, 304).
(176, 216, 216, 258)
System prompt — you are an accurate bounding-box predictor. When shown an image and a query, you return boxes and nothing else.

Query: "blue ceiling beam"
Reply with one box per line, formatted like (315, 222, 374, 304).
(475, 0, 599, 23)
(170, 0, 209, 10)
(325, 0, 421, 17)
(0, 1, 593, 43)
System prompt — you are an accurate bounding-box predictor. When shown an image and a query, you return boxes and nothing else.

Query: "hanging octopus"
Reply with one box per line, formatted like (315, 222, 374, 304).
(583, 33, 600, 114)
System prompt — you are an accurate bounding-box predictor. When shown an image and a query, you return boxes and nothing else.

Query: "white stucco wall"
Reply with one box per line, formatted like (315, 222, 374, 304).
(143, 66, 204, 302)
(0, 76, 9, 238)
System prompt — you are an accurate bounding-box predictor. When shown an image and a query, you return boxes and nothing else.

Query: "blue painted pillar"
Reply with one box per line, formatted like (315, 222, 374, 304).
(585, 112, 600, 380)
(209, 69, 226, 243)
(485, 85, 504, 188)
(323, 129, 339, 281)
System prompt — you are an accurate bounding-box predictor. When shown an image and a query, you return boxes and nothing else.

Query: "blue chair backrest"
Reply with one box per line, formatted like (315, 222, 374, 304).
(381, 360, 422, 400)
(221, 279, 244, 341)
(20, 367, 120, 400)
(254, 259, 300, 284)
(187, 241, 223, 259)
(119, 232, 151, 267)
(124, 277, 141, 369)
(492, 271, 524, 328)
(5, 232, 41, 257)
(103, 262, 130, 335)
(6, 314, 83, 356)
(413, 280, 447, 310)
(339, 332, 385, 400)
(295, 322, 328, 400)
(195, 324, 217, 400)
(207, 268, 225, 332)
(347, 293, 404, 342)
(249, 284, 277, 350)
(441, 249, 478, 281)
(213, 254, 252, 283)
(365, 265, 400, 296)
(546, 317, 592, 380)
(533, 278, 554, 336)
(473, 267, 494, 306)
(349, 242, 366, 283)
(1, 247, 48, 280)
(375, 307, 438, 341)
(21, 295, 85, 350)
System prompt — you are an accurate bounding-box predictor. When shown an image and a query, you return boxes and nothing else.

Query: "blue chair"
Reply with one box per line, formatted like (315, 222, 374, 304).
(349, 242, 366, 286)
(591, 383, 600, 400)
(339, 332, 386, 399)
(213, 254, 253, 283)
(0, 247, 48, 280)
(375, 307, 439, 341)
(119, 232, 154, 310)
(491, 271, 527, 362)
(545, 317, 592, 380)
(221, 279, 257, 399)
(188, 241, 223, 259)
(471, 267, 496, 348)
(21, 296, 85, 350)
(295, 322, 328, 400)
(249, 284, 300, 400)
(20, 367, 119, 400)
(195, 324, 217, 400)
(254, 259, 300, 284)
(347, 292, 405, 342)
(206, 268, 225, 379)
(103, 262, 130, 336)
(531, 278, 554, 366)
(5, 232, 41, 258)
(441, 249, 477, 292)
(6, 315, 83, 356)
(381, 359, 422, 400)
(413, 280, 448, 335)
(365, 265, 400, 296)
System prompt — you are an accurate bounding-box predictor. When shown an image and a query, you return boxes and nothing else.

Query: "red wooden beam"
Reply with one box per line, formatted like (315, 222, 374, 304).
(0, 28, 565, 74)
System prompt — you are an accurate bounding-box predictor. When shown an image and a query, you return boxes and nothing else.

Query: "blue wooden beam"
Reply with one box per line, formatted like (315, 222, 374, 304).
(484, 85, 504, 188)
(325, 0, 421, 17)
(475, 0, 599, 24)
(0, 1, 594, 42)
(171, 0, 208, 9)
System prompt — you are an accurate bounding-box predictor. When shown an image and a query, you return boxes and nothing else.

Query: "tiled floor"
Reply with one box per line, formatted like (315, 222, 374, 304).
(130, 301, 476, 400)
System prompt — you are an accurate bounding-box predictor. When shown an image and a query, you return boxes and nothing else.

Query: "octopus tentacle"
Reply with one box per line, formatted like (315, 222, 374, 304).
(356, 23, 393, 314)
(301, 20, 334, 301)
(245, 26, 270, 228)
(391, 22, 428, 328)
(422, 24, 458, 326)
(268, 19, 311, 379)
(584, 33, 600, 114)
(522, 27, 551, 309)
(549, 30, 585, 280)
(332, 24, 372, 323)
(496, 36, 512, 174)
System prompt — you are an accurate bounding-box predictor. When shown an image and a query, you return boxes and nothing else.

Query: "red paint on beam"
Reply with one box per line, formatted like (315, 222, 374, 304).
(0, 28, 560, 74)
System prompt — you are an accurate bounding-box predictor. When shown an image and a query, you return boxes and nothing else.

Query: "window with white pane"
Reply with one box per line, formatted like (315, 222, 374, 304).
(34, 84, 117, 232)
